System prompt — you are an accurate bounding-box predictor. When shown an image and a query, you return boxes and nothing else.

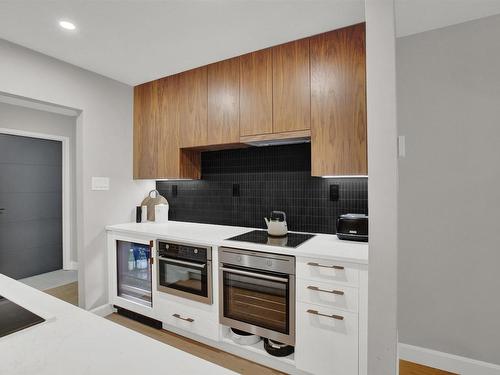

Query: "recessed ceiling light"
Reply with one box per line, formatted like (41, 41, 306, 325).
(59, 20, 76, 30)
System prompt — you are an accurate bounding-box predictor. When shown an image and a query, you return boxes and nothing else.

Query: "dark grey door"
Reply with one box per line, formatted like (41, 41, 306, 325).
(0, 133, 62, 279)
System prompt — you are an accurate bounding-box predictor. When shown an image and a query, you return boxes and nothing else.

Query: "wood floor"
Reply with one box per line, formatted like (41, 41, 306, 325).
(400, 360, 455, 375)
(106, 313, 285, 375)
(43, 282, 455, 375)
(44, 281, 78, 306)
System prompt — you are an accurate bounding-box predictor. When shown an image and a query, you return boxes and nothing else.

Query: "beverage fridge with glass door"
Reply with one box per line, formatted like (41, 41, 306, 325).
(115, 240, 153, 307)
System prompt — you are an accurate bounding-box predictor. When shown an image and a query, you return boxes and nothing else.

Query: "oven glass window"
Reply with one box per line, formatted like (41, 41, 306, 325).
(222, 269, 289, 334)
(159, 260, 208, 298)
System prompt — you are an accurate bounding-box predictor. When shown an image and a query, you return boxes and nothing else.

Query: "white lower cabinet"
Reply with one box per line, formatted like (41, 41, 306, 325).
(296, 301, 359, 375)
(107, 231, 367, 375)
(297, 278, 359, 313)
(160, 299, 219, 340)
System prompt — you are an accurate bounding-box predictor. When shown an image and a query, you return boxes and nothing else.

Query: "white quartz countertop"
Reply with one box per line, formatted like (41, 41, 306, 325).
(0, 274, 236, 375)
(106, 221, 368, 264)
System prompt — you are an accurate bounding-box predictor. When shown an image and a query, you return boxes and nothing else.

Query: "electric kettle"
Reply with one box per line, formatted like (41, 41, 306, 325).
(264, 211, 288, 237)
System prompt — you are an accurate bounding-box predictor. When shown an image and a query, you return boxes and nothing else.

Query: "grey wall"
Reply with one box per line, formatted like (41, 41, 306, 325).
(0, 39, 155, 309)
(0, 101, 77, 264)
(397, 14, 500, 364)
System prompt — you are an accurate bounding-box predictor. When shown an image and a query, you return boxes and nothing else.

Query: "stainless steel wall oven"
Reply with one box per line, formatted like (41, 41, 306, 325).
(157, 240, 212, 304)
(218, 247, 295, 345)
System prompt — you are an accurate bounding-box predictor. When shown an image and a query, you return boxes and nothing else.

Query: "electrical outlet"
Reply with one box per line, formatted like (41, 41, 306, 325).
(232, 183, 240, 197)
(330, 184, 339, 201)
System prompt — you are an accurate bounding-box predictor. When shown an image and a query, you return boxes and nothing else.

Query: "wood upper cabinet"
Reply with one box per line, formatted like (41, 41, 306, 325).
(310, 23, 367, 176)
(134, 23, 367, 179)
(133, 81, 158, 179)
(239, 49, 273, 137)
(207, 57, 240, 145)
(272, 39, 311, 133)
(156, 75, 180, 178)
(178, 67, 208, 148)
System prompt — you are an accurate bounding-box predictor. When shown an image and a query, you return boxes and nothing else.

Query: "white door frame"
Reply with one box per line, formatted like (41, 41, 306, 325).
(0, 127, 74, 270)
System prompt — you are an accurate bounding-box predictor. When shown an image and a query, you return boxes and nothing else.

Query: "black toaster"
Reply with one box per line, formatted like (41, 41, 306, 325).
(336, 214, 368, 242)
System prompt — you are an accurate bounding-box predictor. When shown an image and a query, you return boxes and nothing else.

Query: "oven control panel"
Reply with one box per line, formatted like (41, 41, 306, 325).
(157, 241, 211, 262)
(219, 247, 295, 275)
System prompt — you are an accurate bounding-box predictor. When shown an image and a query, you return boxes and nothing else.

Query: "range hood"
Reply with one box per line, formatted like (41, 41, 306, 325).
(245, 137, 310, 147)
(240, 130, 311, 147)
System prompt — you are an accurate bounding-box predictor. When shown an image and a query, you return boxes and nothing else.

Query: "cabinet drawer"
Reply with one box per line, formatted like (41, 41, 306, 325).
(297, 278, 358, 313)
(296, 302, 358, 375)
(297, 257, 359, 286)
(160, 300, 218, 341)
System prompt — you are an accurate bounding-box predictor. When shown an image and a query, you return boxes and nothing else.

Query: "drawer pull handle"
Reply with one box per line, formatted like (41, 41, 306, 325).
(307, 262, 344, 270)
(307, 285, 344, 295)
(307, 309, 344, 321)
(172, 313, 194, 323)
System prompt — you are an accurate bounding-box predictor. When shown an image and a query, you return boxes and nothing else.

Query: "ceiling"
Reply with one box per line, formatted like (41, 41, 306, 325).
(396, 0, 500, 37)
(0, 1, 364, 85)
(0, 1, 499, 86)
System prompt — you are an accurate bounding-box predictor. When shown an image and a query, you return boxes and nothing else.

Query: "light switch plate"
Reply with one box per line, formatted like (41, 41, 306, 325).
(398, 135, 406, 158)
(91, 177, 110, 191)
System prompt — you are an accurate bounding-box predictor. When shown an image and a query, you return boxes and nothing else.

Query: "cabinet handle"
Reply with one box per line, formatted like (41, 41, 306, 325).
(307, 285, 344, 295)
(307, 262, 344, 270)
(307, 309, 344, 321)
(172, 313, 194, 323)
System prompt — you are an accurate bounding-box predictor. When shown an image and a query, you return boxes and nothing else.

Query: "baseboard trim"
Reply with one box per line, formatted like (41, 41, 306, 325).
(399, 343, 500, 375)
(90, 304, 115, 317)
(64, 261, 78, 271)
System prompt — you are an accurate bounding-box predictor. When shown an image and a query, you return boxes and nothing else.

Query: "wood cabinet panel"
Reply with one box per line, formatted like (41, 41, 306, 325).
(179, 67, 208, 148)
(157, 75, 201, 179)
(310, 23, 367, 176)
(156, 76, 180, 178)
(239, 49, 273, 136)
(208, 58, 240, 145)
(272, 39, 311, 133)
(133, 81, 158, 179)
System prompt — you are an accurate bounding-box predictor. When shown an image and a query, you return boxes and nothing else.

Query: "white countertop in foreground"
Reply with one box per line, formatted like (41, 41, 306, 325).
(0, 274, 235, 375)
(106, 221, 368, 264)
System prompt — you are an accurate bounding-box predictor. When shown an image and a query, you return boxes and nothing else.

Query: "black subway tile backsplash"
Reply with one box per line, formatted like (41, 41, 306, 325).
(156, 143, 367, 234)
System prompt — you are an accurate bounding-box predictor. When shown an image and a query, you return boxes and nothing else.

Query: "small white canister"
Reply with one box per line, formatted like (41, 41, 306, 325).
(154, 203, 169, 223)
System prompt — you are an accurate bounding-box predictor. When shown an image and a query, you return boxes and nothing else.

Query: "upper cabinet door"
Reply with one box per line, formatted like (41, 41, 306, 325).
(310, 23, 367, 176)
(179, 67, 208, 148)
(133, 81, 158, 179)
(272, 39, 311, 133)
(156, 75, 180, 178)
(208, 58, 240, 145)
(239, 49, 273, 137)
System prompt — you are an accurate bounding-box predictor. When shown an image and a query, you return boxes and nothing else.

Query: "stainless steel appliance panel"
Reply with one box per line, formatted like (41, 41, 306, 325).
(218, 247, 295, 345)
(157, 240, 212, 304)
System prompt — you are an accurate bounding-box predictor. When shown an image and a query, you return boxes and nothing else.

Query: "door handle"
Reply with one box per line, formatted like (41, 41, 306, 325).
(219, 266, 289, 283)
(307, 309, 344, 321)
(307, 262, 344, 270)
(172, 313, 194, 323)
(307, 285, 344, 295)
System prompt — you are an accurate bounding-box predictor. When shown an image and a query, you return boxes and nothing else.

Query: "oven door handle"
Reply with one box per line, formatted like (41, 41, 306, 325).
(220, 266, 289, 283)
(158, 257, 206, 269)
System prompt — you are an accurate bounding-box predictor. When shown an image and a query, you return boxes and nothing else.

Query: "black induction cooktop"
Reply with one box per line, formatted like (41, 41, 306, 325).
(226, 230, 315, 248)
(0, 295, 45, 338)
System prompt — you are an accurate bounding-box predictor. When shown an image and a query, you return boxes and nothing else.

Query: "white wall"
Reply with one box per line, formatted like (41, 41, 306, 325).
(397, 14, 500, 365)
(0, 101, 77, 264)
(0, 39, 154, 309)
(365, 0, 399, 374)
